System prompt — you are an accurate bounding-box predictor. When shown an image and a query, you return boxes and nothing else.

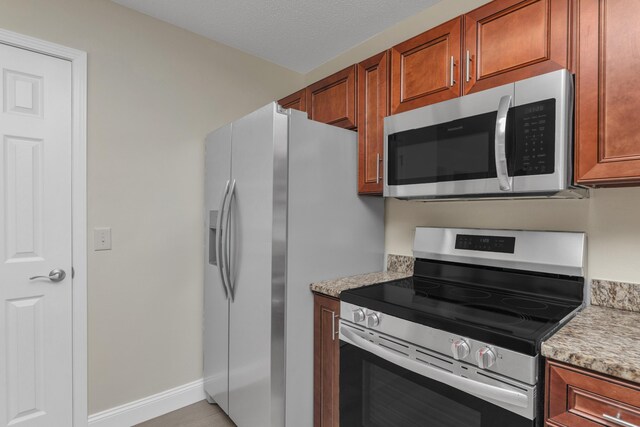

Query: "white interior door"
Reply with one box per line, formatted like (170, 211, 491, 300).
(0, 43, 73, 427)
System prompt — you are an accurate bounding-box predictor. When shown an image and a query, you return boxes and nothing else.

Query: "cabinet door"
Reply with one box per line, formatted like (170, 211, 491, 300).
(390, 17, 462, 114)
(575, 0, 640, 185)
(306, 66, 357, 129)
(278, 89, 307, 113)
(357, 51, 389, 195)
(545, 360, 640, 427)
(464, 0, 570, 95)
(313, 293, 340, 427)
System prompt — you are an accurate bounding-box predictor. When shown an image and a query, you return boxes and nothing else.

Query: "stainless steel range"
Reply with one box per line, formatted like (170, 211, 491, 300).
(339, 227, 586, 427)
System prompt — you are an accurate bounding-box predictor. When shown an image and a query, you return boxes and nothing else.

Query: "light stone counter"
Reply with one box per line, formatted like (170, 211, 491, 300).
(541, 305, 640, 383)
(310, 254, 413, 298)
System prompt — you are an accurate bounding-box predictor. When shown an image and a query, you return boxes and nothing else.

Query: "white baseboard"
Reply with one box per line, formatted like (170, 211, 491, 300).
(88, 378, 206, 427)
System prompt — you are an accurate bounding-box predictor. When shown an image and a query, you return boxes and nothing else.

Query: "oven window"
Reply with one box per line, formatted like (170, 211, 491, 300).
(363, 362, 480, 427)
(340, 342, 534, 427)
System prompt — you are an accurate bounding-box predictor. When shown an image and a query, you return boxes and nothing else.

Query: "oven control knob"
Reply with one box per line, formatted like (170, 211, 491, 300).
(352, 308, 366, 323)
(366, 312, 381, 328)
(476, 347, 496, 370)
(451, 339, 470, 360)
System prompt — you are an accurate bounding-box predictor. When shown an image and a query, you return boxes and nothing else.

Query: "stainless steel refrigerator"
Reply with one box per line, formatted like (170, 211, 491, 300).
(204, 102, 384, 427)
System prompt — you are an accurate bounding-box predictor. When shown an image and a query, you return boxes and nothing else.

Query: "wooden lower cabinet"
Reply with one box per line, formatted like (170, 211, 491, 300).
(545, 360, 640, 427)
(357, 51, 389, 195)
(313, 293, 340, 427)
(278, 88, 307, 113)
(574, 0, 640, 185)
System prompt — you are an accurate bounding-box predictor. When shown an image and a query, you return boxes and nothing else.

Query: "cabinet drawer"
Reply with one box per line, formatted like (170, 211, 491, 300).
(546, 360, 640, 427)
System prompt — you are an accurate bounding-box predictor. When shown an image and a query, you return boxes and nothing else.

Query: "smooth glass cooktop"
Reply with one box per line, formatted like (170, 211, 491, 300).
(341, 276, 582, 355)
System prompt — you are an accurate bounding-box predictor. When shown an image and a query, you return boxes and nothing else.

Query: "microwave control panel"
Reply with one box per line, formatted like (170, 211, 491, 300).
(513, 98, 556, 176)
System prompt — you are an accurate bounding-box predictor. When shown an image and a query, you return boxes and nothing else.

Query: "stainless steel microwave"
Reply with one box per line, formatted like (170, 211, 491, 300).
(384, 69, 588, 200)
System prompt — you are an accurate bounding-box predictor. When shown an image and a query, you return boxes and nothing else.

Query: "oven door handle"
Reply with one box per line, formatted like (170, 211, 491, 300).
(494, 94, 513, 192)
(341, 327, 529, 409)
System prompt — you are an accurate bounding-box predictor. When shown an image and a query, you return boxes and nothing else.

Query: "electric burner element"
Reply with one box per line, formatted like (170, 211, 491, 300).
(502, 297, 549, 310)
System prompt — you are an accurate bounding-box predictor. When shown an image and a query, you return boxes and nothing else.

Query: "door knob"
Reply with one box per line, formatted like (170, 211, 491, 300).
(29, 269, 66, 283)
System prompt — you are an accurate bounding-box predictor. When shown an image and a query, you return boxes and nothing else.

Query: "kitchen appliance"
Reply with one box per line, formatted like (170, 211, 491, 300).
(204, 102, 383, 427)
(384, 69, 588, 200)
(340, 227, 586, 427)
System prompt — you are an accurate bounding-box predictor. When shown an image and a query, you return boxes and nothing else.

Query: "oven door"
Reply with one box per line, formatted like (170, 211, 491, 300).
(339, 332, 538, 427)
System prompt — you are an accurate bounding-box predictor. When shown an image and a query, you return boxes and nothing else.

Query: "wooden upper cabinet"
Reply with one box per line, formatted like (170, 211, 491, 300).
(306, 65, 357, 129)
(575, 0, 640, 185)
(357, 51, 389, 195)
(464, 0, 570, 95)
(278, 89, 307, 113)
(390, 17, 462, 114)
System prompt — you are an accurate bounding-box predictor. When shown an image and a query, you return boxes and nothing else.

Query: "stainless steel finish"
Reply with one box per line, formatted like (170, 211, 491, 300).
(366, 311, 380, 328)
(285, 109, 384, 427)
(331, 310, 337, 341)
(384, 69, 585, 200)
(205, 104, 384, 427)
(223, 179, 236, 301)
(352, 308, 366, 323)
(603, 413, 639, 427)
(413, 227, 586, 277)
(227, 103, 282, 427)
(340, 323, 536, 419)
(29, 268, 66, 282)
(451, 339, 471, 360)
(216, 181, 230, 299)
(270, 106, 288, 427)
(466, 50, 471, 82)
(375, 152, 380, 184)
(495, 95, 513, 191)
(450, 55, 455, 87)
(341, 301, 538, 385)
(477, 347, 497, 369)
(204, 123, 232, 413)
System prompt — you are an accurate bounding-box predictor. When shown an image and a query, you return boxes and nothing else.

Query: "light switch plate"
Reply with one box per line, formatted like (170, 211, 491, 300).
(94, 227, 112, 251)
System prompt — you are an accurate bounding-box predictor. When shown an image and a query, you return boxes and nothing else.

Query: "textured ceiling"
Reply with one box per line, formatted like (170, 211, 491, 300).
(110, 0, 442, 73)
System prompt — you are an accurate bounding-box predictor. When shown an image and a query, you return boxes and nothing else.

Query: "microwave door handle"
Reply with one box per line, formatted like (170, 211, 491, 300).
(341, 327, 529, 409)
(495, 95, 513, 191)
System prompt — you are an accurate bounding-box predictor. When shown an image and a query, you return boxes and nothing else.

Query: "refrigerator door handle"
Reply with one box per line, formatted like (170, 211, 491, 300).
(216, 180, 231, 299)
(224, 179, 237, 301)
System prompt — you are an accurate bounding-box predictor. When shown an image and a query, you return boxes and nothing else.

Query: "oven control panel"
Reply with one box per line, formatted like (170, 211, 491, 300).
(340, 301, 539, 386)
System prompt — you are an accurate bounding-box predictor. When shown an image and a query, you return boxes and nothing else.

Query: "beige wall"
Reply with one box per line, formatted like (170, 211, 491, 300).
(0, 0, 303, 414)
(304, 0, 640, 285)
(385, 189, 640, 284)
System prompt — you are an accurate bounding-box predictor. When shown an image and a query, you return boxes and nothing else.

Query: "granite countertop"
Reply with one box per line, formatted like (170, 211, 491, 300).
(541, 305, 640, 383)
(310, 254, 413, 298)
(310, 270, 411, 298)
